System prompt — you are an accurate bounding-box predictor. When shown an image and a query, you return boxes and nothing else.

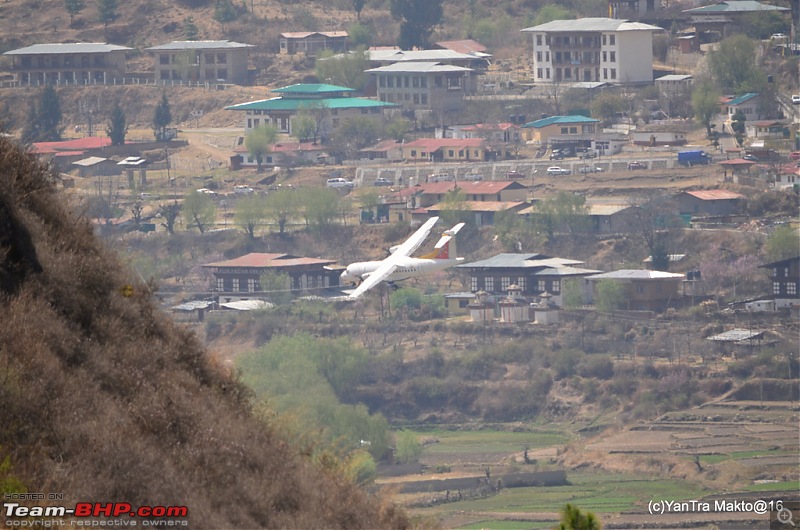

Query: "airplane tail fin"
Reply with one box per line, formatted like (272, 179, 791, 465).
(420, 222, 465, 260)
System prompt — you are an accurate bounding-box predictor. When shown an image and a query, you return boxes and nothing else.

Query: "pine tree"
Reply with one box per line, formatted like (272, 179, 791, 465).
(24, 86, 63, 143)
(152, 93, 172, 142)
(183, 16, 199, 40)
(65, 0, 86, 26)
(389, 0, 443, 50)
(106, 102, 127, 146)
(97, 0, 118, 35)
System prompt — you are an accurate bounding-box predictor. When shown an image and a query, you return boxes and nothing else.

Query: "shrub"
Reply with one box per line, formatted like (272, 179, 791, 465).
(577, 355, 614, 380)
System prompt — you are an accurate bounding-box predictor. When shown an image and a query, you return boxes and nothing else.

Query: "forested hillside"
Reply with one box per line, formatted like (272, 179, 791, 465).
(0, 135, 408, 528)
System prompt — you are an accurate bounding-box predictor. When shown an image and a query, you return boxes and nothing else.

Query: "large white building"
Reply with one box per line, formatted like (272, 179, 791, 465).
(521, 18, 662, 85)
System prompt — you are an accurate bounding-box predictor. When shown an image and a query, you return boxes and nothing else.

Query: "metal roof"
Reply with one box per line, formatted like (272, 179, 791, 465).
(145, 40, 253, 51)
(4, 43, 132, 55)
(534, 266, 603, 276)
(587, 203, 635, 216)
(366, 61, 473, 74)
(522, 18, 663, 33)
(219, 300, 274, 311)
(523, 115, 598, 128)
(225, 96, 396, 112)
(72, 156, 109, 167)
(204, 253, 336, 268)
(684, 1, 788, 13)
(172, 300, 215, 311)
(457, 253, 584, 269)
(657, 74, 693, 81)
(436, 39, 488, 54)
(427, 200, 527, 213)
(280, 31, 348, 38)
(706, 329, 766, 342)
(682, 189, 745, 200)
(725, 92, 759, 106)
(368, 49, 487, 62)
(586, 269, 685, 280)
(404, 137, 486, 149)
(272, 83, 354, 94)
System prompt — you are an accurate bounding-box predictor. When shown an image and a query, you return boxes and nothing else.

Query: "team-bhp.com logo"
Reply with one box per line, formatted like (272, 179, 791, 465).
(4, 502, 188, 526)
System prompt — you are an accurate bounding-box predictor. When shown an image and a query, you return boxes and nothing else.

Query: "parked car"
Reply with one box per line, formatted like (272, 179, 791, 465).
(742, 154, 759, 162)
(373, 177, 393, 186)
(506, 170, 525, 179)
(139, 192, 159, 200)
(546, 166, 570, 176)
(578, 165, 603, 173)
(627, 161, 647, 170)
(771, 33, 788, 40)
(792, 95, 800, 105)
(234, 185, 254, 195)
(462, 173, 484, 181)
(196, 188, 217, 196)
(427, 173, 453, 182)
(790, 151, 800, 161)
(326, 177, 354, 188)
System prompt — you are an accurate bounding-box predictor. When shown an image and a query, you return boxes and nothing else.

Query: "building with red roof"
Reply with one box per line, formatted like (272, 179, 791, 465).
(203, 253, 342, 298)
(675, 189, 746, 216)
(401, 138, 488, 162)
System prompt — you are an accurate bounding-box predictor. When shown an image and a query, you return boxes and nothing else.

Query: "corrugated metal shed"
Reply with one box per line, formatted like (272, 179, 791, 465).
(706, 329, 766, 342)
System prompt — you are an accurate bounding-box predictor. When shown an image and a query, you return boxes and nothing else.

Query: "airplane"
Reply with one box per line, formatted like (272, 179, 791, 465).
(341, 216, 465, 299)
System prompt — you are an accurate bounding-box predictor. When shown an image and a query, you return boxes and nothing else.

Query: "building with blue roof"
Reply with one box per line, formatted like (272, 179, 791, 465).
(721, 93, 765, 124)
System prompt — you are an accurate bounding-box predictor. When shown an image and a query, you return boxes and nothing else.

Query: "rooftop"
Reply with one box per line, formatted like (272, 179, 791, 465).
(523, 115, 599, 128)
(4, 43, 132, 55)
(586, 269, 685, 280)
(426, 200, 527, 213)
(684, 1, 788, 14)
(204, 253, 336, 269)
(457, 253, 584, 269)
(280, 31, 348, 38)
(145, 40, 254, 51)
(725, 92, 759, 106)
(522, 17, 663, 33)
(366, 61, 473, 74)
(682, 189, 746, 200)
(368, 48, 490, 62)
(225, 96, 395, 112)
(272, 83, 354, 94)
(435, 39, 488, 54)
(656, 74, 694, 82)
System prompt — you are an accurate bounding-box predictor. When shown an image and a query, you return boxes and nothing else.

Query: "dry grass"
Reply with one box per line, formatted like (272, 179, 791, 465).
(0, 136, 408, 528)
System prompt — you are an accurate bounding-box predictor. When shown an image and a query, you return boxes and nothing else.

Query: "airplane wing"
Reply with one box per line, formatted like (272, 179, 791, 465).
(348, 217, 439, 299)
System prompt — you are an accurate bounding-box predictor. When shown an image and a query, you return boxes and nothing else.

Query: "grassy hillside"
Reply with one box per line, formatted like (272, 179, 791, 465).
(0, 135, 408, 528)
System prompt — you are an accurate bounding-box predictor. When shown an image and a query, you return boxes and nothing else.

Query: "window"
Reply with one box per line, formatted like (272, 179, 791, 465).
(537, 68, 543, 79)
(788, 283, 797, 295)
(610, 35, 615, 45)
(471, 276, 478, 292)
(413, 93, 419, 104)
(217, 69, 227, 80)
(602, 51, 607, 62)
(420, 77, 427, 88)
(602, 35, 607, 45)
(570, 127, 577, 134)
(434, 76, 442, 87)
(536, 35, 542, 45)
(217, 53, 226, 64)
(379, 76, 385, 87)
(784, 267, 790, 277)
(773, 282, 781, 295)
(501, 276, 511, 290)
(484, 277, 494, 292)
(410, 150, 417, 157)
(247, 118, 252, 128)
(387, 76, 393, 87)
(546, 68, 550, 79)
(564, 68, 571, 79)
(518, 277, 526, 291)
(603, 68, 608, 80)
(555, 52, 562, 64)
(610, 51, 616, 62)
(216, 278, 224, 291)
(537, 51, 543, 62)
(232, 278, 239, 292)
(421, 94, 427, 104)
(537, 280, 546, 292)
(561, 127, 569, 134)
(404, 76, 410, 87)
(448, 150, 454, 157)
(552, 280, 560, 293)
(205, 53, 215, 64)
(64, 56, 73, 67)
(247, 279, 256, 292)
(610, 68, 616, 80)
(412, 76, 419, 88)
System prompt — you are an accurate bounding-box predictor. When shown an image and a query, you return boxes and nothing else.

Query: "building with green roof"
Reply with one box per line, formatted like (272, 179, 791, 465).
(521, 115, 599, 143)
(226, 83, 397, 166)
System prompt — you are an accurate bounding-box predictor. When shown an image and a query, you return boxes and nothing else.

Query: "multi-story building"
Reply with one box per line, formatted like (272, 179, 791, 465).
(366, 61, 475, 112)
(521, 18, 662, 85)
(3, 43, 131, 86)
(226, 83, 396, 165)
(279, 31, 348, 55)
(145, 40, 254, 84)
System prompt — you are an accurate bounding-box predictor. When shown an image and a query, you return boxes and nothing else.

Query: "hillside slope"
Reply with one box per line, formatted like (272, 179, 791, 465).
(0, 135, 407, 528)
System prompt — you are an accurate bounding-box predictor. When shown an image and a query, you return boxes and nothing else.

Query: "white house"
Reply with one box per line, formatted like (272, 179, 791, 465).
(521, 18, 663, 85)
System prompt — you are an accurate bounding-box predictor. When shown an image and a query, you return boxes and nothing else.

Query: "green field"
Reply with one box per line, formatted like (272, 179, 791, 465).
(697, 448, 797, 465)
(409, 428, 570, 455)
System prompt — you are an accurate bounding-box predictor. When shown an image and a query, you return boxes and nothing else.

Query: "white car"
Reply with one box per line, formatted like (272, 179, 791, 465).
(234, 185, 254, 195)
(771, 33, 788, 40)
(427, 173, 453, 183)
(792, 95, 800, 105)
(196, 188, 217, 196)
(326, 177, 354, 189)
(578, 165, 603, 174)
(462, 173, 483, 181)
(546, 166, 571, 176)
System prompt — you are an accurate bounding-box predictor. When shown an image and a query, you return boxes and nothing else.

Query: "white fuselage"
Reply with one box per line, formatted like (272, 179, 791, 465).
(341, 256, 463, 285)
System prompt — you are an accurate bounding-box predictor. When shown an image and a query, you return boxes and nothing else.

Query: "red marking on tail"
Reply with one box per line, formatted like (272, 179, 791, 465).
(434, 241, 450, 259)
